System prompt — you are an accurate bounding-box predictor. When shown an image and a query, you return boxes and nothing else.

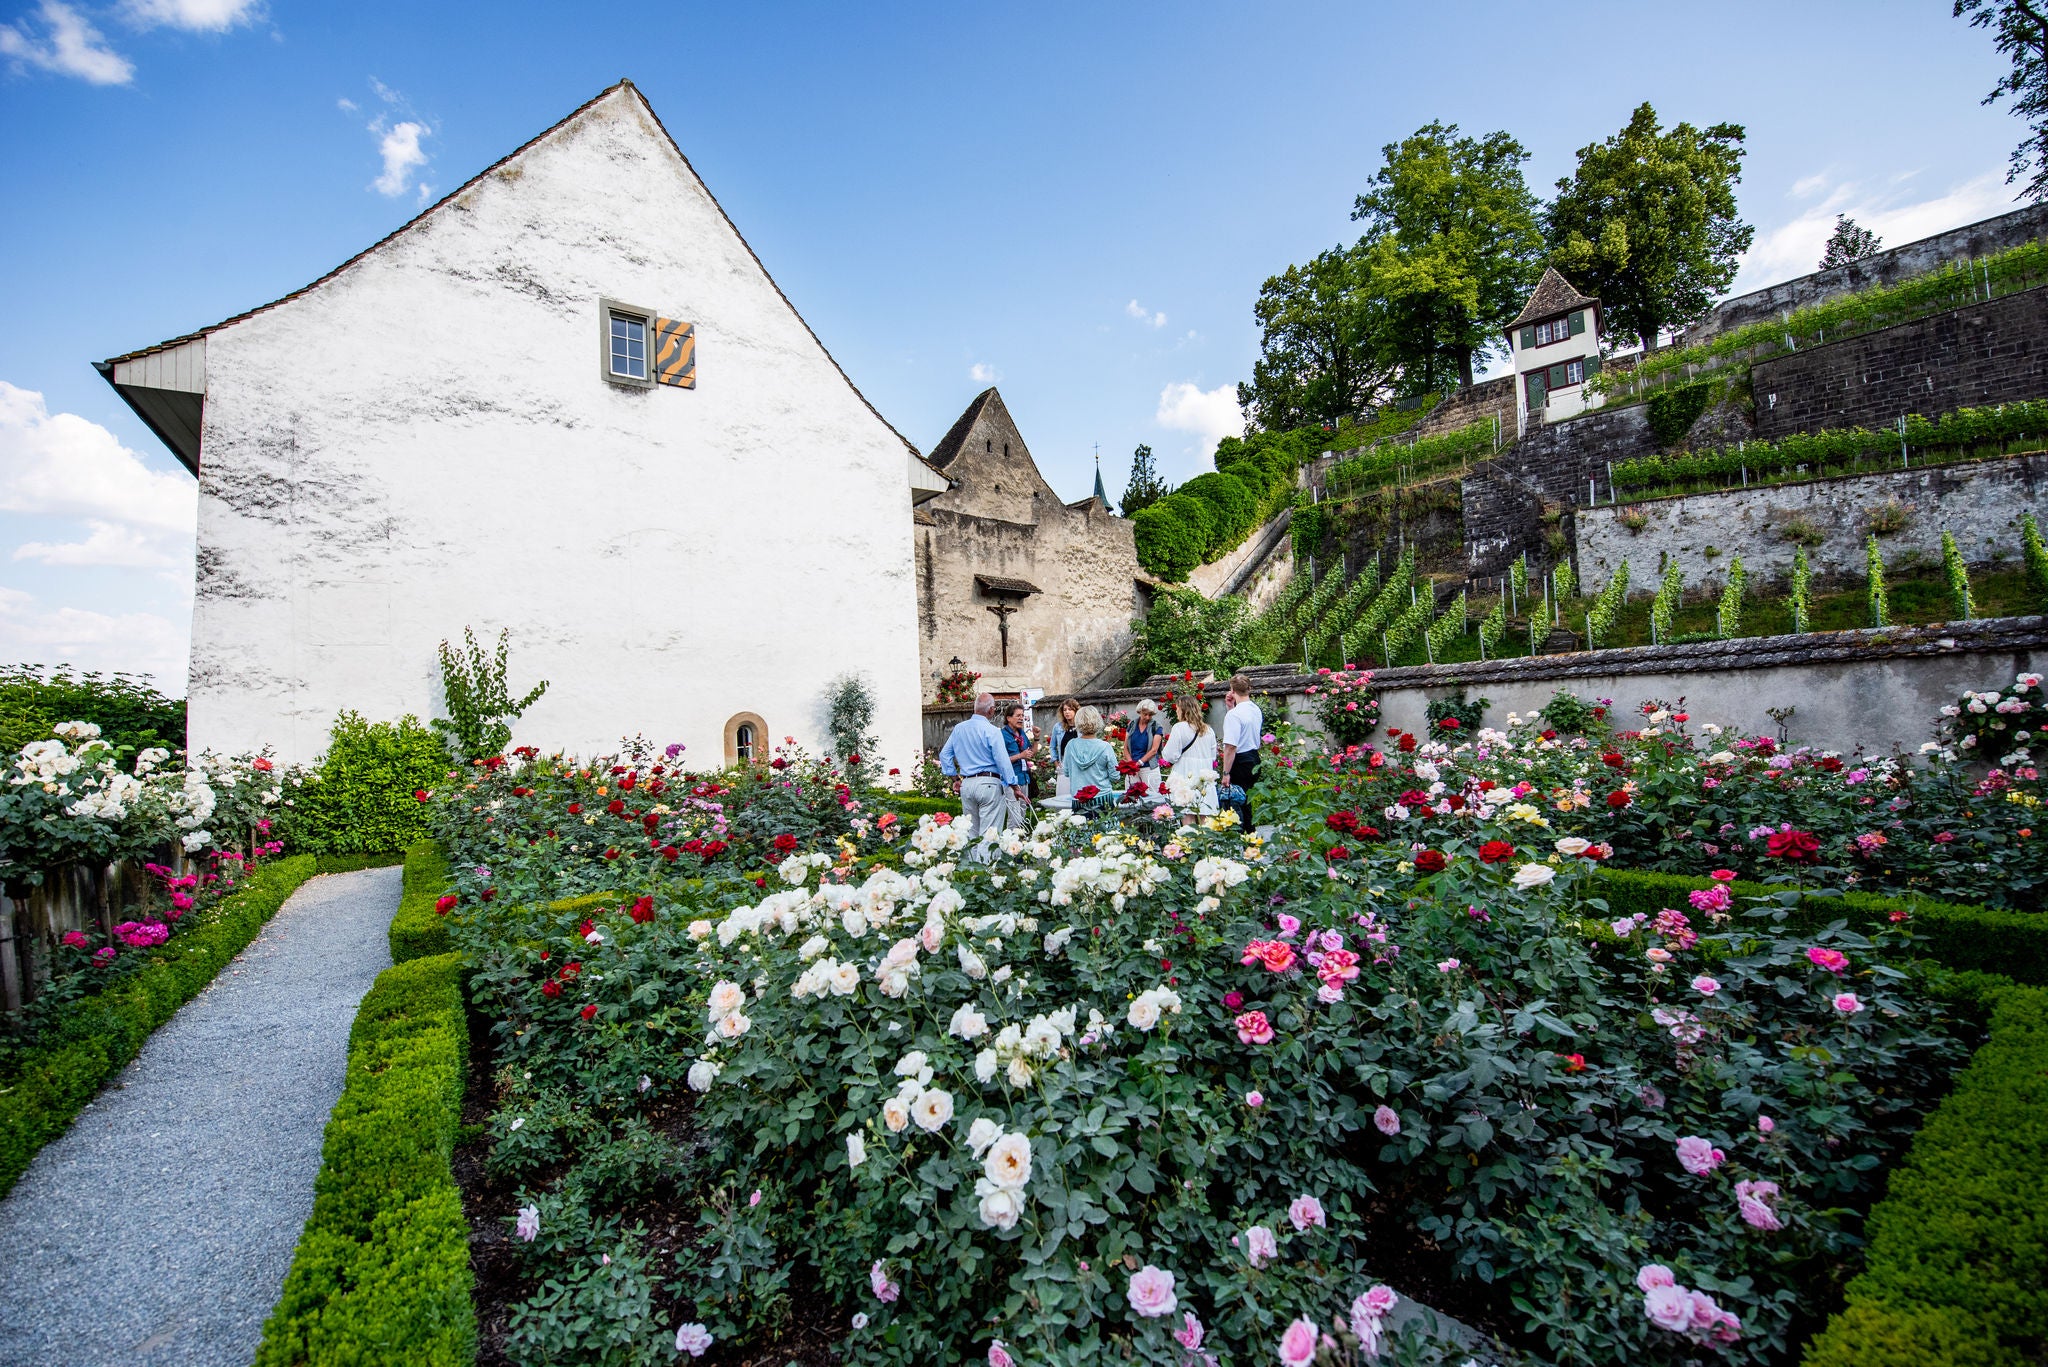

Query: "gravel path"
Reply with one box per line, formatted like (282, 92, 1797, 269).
(0, 866, 400, 1367)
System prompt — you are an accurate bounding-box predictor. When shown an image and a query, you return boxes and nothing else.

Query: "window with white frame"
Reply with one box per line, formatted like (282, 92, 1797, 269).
(600, 299, 655, 388)
(1534, 318, 1568, 346)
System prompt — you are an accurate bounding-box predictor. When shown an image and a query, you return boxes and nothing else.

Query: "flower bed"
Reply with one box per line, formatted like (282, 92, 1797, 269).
(0, 851, 317, 1196)
(1802, 980, 2048, 1367)
(423, 721, 1990, 1365)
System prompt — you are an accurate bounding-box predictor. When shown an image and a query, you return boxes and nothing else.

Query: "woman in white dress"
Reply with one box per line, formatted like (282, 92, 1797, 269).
(1160, 693, 1219, 817)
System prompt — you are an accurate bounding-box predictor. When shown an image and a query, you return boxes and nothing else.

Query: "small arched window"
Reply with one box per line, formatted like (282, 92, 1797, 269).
(724, 712, 771, 767)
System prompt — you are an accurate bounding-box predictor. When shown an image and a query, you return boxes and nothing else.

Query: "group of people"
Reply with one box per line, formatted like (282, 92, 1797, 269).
(936, 675, 1265, 844)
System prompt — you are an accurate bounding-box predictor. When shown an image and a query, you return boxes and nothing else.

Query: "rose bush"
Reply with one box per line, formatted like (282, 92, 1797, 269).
(433, 717, 1974, 1367)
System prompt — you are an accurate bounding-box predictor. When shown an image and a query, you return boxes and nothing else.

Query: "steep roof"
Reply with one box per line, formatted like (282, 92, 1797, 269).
(926, 388, 999, 470)
(1509, 267, 1598, 329)
(98, 79, 936, 470)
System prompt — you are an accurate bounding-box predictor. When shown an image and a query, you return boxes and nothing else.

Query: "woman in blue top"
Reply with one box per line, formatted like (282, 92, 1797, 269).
(1059, 705, 1121, 804)
(1125, 697, 1166, 795)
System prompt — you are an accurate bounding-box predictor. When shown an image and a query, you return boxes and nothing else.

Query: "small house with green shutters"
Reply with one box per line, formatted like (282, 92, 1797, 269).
(1508, 267, 1602, 433)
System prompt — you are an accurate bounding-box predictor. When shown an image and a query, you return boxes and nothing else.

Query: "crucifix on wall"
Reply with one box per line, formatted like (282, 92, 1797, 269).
(973, 574, 1040, 671)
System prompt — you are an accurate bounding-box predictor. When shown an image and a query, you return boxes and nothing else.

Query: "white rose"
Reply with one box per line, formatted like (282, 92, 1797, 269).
(799, 935, 829, 960)
(958, 944, 988, 979)
(1511, 864, 1555, 890)
(687, 1060, 719, 1092)
(846, 1132, 867, 1168)
(974, 1049, 998, 1082)
(1126, 995, 1161, 1031)
(879, 968, 911, 998)
(912, 1089, 954, 1132)
(949, 1003, 989, 1039)
(976, 1180, 1023, 1231)
(983, 1131, 1033, 1190)
(1023, 1019, 1061, 1056)
(965, 1116, 1003, 1156)
(929, 886, 965, 917)
(882, 1096, 912, 1133)
(1553, 837, 1590, 857)
(715, 1011, 751, 1040)
(687, 920, 713, 941)
(828, 962, 860, 996)
(1043, 927, 1074, 956)
(1005, 1056, 1034, 1088)
(707, 981, 746, 1020)
(842, 909, 868, 938)
(895, 1050, 930, 1080)
(993, 965, 1013, 983)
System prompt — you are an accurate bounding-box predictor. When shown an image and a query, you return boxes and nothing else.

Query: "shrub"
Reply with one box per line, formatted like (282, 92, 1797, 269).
(1132, 497, 1209, 581)
(433, 626, 549, 761)
(1125, 587, 1252, 682)
(1942, 530, 1975, 621)
(826, 674, 879, 776)
(1179, 471, 1260, 555)
(2023, 512, 2048, 605)
(1651, 560, 1684, 643)
(1717, 556, 1746, 639)
(1790, 548, 1811, 634)
(286, 711, 447, 856)
(1802, 983, 2048, 1367)
(1306, 667, 1379, 745)
(390, 841, 455, 963)
(1867, 535, 1890, 627)
(0, 664, 184, 759)
(0, 854, 317, 1197)
(1647, 381, 1716, 446)
(255, 950, 474, 1367)
(1287, 498, 1325, 563)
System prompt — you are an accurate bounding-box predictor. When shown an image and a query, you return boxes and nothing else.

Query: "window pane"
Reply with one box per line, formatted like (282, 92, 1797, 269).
(609, 314, 647, 378)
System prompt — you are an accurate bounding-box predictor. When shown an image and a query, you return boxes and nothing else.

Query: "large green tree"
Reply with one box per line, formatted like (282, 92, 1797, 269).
(1544, 103, 1754, 351)
(1236, 245, 1396, 431)
(1119, 443, 1168, 517)
(1957, 0, 2048, 200)
(1351, 122, 1544, 388)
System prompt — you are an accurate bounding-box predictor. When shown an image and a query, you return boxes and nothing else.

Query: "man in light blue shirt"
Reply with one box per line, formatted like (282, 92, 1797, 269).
(939, 693, 1024, 842)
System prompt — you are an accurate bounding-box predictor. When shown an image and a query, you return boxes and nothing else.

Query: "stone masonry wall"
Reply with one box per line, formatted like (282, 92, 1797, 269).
(1577, 452, 2048, 592)
(1751, 286, 2048, 439)
(1402, 374, 1516, 445)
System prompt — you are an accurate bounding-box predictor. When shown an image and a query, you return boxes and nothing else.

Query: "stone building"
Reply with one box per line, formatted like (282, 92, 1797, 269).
(914, 388, 1148, 698)
(98, 81, 948, 767)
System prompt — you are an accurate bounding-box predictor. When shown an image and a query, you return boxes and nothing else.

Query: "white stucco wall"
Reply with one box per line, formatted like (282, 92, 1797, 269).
(185, 86, 924, 768)
(1513, 312, 1601, 427)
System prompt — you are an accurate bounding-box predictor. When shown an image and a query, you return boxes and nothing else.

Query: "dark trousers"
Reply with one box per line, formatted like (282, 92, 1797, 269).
(1229, 751, 1261, 792)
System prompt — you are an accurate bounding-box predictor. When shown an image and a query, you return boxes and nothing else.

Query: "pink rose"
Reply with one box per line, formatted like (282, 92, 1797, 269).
(1277, 1318, 1319, 1367)
(1245, 1090, 1264, 1108)
(1644, 1283, 1693, 1332)
(1833, 992, 1864, 1014)
(1757, 1115, 1775, 1134)
(1276, 913, 1302, 940)
(1675, 1136, 1725, 1175)
(1691, 975, 1720, 996)
(1244, 1224, 1278, 1266)
(1636, 1264, 1676, 1292)
(869, 1260, 900, 1303)
(1360, 1284, 1397, 1316)
(987, 1343, 1014, 1367)
(1806, 946, 1849, 973)
(1126, 1264, 1178, 1318)
(1223, 991, 1245, 1011)
(1735, 1179, 1782, 1231)
(1235, 1010, 1274, 1044)
(1173, 1312, 1205, 1350)
(1288, 1194, 1326, 1231)
(1373, 1104, 1401, 1136)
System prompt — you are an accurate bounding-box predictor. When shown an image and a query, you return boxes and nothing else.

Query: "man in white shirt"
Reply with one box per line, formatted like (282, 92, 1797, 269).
(1218, 673, 1263, 815)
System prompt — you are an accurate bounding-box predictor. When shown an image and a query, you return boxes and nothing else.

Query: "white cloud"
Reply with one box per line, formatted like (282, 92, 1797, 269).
(0, 1, 134, 85)
(1126, 299, 1167, 328)
(1154, 381, 1244, 464)
(0, 587, 187, 691)
(0, 380, 196, 569)
(969, 362, 999, 384)
(120, 0, 262, 32)
(1733, 171, 2017, 294)
(336, 95, 356, 112)
(372, 119, 430, 198)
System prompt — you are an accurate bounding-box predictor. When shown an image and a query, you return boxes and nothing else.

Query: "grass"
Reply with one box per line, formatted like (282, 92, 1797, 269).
(1315, 566, 2042, 670)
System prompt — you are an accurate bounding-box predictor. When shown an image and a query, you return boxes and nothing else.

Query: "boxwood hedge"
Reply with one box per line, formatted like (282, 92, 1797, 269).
(388, 839, 454, 963)
(0, 853, 318, 1198)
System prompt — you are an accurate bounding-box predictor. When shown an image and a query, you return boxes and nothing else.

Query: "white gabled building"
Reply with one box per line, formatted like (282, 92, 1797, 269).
(99, 81, 949, 768)
(1508, 267, 1603, 433)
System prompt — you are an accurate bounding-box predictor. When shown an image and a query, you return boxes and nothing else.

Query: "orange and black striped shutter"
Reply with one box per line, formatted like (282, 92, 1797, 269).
(653, 318, 696, 388)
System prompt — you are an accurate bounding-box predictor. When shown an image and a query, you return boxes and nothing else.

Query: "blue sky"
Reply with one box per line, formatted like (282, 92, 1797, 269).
(0, 0, 2028, 689)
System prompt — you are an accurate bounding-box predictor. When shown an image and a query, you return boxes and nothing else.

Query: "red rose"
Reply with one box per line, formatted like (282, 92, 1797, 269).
(512, 786, 532, 797)
(1439, 717, 1460, 730)
(1328, 845, 1351, 861)
(1540, 729, 1558, 741)
(888, 768, 900, 776)
(1414, 849, 1447, 873)
(1607, 790, 1631, 808)
(607, 799, 625, 815)
(580, 1003, 598, 1021)
(1074, 785, 1101, 802)
(661, 845, 679, 861)
(568, 802, 583, 815)
(1672, 713, 1689, 723)
(1478, 840, 1515, 864)
(1562, 1052, 1586, 1072)
(541, 980, 562, 998)
(1766, 829, 1820, 861)
(847, 753, 862, 765)
(1477, 779, 1497, 792)
(1819, 756, 1844, 773)
(770, 758, 788, 770)
(773, 833, 799, 852)
(1445, 794, 1466, 812)
(434, 894, 457, 914)
(1399, 789, 1430, 808)
(1398, 734, 1417, 753)
(1223, 990, 1245, 1010)
(1117, 759, 1141, 776)
(630, 896, 656, 924)
(1601, 753, 1625, 769)
(481, 887, 497, 901)
(604, 847, 620, 860)
(619, 773, 637, 792)
(701, 840, 728, 860)
(414, 789, 431, 803)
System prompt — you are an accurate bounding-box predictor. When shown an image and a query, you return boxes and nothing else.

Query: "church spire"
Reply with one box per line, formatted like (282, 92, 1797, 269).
(1092, 446, 1108, 508)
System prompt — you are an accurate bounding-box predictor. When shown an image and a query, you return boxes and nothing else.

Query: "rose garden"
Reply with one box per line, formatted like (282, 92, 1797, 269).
(4, 665, 2044, 1367)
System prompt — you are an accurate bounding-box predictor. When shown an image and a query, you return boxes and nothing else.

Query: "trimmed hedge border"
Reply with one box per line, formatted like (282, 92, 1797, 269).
(1802, 982, 2048, 1366)
(389, 840, 454, 964)
(1590, 868, 2048, 986)
(253, 948, 474, 1367)
(314, 850, 404, 875)
(0, 852, 319, 1198)
(882, 794, 962, 818)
